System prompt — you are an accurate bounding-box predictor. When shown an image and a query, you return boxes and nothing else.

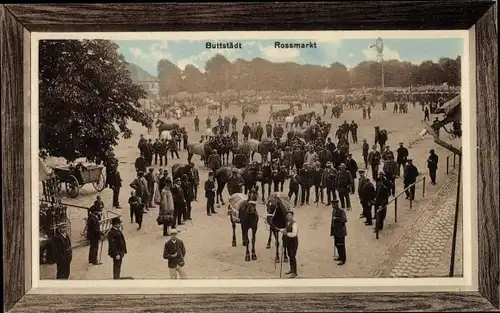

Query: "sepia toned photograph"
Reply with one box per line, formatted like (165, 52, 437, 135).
(37, 34, 465, 281)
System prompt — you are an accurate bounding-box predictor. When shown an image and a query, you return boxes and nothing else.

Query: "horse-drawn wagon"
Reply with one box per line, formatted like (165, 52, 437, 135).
(51, 163, 106, 198)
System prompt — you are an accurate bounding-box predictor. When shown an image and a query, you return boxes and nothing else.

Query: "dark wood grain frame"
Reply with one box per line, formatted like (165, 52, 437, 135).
(1, 2, 498, 312)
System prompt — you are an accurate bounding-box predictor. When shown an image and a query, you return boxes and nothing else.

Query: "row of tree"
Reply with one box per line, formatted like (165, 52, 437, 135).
(38, 39, 460, 163)
(158, 54, 461, 97)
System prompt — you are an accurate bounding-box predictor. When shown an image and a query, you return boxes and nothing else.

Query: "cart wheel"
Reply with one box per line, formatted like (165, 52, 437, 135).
(93, 171, 106, 192)
(65, 175, 80, 198)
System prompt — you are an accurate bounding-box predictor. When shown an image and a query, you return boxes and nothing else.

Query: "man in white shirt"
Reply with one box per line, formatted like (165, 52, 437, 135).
(281, 210, 299, 278)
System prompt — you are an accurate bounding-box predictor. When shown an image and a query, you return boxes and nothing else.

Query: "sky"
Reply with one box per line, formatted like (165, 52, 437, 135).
(114, 38, 463, 77)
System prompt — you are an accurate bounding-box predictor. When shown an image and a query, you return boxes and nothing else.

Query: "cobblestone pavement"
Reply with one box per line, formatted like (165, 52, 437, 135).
(40, 103, 462, 280)
(372, 172, 462, 278)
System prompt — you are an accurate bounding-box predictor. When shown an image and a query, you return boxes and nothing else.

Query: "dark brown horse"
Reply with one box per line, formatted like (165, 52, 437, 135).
(265, 192, 290, 264)
(228, 191, 259, 261)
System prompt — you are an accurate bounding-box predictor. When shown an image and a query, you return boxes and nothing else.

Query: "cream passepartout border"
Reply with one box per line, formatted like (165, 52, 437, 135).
(30, 29, 476, 294)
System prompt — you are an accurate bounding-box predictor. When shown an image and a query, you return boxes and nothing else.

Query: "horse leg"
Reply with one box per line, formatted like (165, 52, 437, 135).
(266, 230, 272, 249)
(251, 151, 255, 161)
(251, 226, 257, 260)
(220, 184, 225, 205)
(243, 226, 250, 261)
(187, 152, 192, 164)
(261, 182, 265, 202)
(274, 231, 280, 263)
(232, 221, 237, 247)
(267, 181, 271, 198)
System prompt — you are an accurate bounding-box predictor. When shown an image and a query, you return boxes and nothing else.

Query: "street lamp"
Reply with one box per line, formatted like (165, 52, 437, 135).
(370, 37, 384, 94)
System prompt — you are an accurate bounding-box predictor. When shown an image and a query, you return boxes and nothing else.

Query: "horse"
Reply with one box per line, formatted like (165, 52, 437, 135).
(228, 191, 259, 261)
(218, 136, 234, 165)
(186, 140, 217, 166)
(155, 119, 179, 137)
(207, 104, 220, 115)
(160, 130, 172, 141)
(214, 166, 234, 206)
(171, 164, 194, 182)
(265, 192, 291, 264)
(240, 164, 259, 194)
(257, 138, 275, 162)
(256, 162, 273, 202)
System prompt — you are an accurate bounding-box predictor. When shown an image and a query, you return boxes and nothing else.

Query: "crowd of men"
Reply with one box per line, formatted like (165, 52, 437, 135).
(50, 96, 444, 280)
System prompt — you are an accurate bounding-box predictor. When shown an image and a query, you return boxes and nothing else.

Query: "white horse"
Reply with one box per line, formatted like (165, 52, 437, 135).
(160, 130, 172, 141)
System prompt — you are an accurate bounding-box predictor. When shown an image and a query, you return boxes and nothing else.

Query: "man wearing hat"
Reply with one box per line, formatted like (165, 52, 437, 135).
(86, 207, 102, 265)
(313, 161, 325, 204)
(207, 149, 222, 173)
(228, 168, 245, 196)
(130, 171, 150, 213)
(362, 139, 369, 169)
(330, 200, 347, 265)
(427, 149, 439, 185)
(299, 164, 313, 206)
(281, 210, 299, 278)
(134, 152, 148, 174)
(172, 177, 186, 227)
(349, 121, 358, 143)
(163, 228, 187, 279)
(403, 159, 420, 200)
(52, 223, 72, 279)
(336, 163, 353, 210)
(396, 142, 409, 177)
(368, 145, 382, 180)
(374, 172, 393, 232)
(205, 171, 217, 216)
(383, 154, 398, 197)
(145, 167, 156, 209)
(345, 154, 359, 194)
(158, 169, 170, 191)
(322, 162, 337, 206)
(107, 217, 127, 279)
(358, 170, 376, 225)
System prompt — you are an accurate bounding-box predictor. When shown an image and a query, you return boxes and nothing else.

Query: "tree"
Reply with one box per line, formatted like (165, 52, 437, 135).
(39, 39, 152, 162)
(181, 64, 205, 96)
(205, 54, 231, 94)
(157, 59, 183, 97)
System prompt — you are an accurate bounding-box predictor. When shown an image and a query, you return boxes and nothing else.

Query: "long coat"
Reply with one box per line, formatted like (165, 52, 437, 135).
(107, 227, 127, 258)
(330, 207, 347, 237)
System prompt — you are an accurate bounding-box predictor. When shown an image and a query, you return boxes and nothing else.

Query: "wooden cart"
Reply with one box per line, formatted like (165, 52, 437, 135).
(52, 163, 106, 198)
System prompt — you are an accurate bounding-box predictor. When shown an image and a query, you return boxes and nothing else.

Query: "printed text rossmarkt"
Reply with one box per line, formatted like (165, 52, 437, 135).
(205, 42, 243, 49)
(274, 42, 318, 49)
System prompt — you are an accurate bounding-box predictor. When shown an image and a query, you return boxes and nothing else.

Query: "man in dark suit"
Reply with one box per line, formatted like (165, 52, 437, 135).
(107, 167, 122, 209)
(358, 170, 376, 226)
(204, 171, 217, 216)
(52, 223, 72, 279)
(427, 149, 439, 185)
(163, 228, 187, 279)
(108, 217, 127, 279)
(189, 163, 200, 201)
(86, 208, 102, 265)
(330, 200, 347, 266)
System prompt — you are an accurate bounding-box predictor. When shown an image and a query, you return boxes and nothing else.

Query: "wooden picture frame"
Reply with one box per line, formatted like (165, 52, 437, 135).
(1, 2, 498, 312)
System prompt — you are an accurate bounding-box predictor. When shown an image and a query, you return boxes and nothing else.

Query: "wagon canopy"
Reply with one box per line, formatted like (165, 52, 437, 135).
(434, 94, 460, 115)
(39, 158, 53, 182)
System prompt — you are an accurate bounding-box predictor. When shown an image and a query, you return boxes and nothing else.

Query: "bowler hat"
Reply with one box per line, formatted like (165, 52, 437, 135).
(111, 217, 122, 225)
(169, 228, 179, 235)
(331, 200, 340, 205)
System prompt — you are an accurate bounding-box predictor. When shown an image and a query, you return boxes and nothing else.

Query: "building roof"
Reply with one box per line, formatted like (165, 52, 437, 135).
(126, 63, 159, 82)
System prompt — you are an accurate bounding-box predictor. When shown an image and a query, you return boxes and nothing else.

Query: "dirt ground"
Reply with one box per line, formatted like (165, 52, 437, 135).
(40, 101, 462, 280)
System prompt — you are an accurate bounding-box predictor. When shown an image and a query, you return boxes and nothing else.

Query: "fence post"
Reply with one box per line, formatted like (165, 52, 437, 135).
(446, 156, 450, 175)
(410, 196, 413, 210)
(422, 177, 426, 198)
(394, 198, 398, 223)
(453, 153, 456, 168)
